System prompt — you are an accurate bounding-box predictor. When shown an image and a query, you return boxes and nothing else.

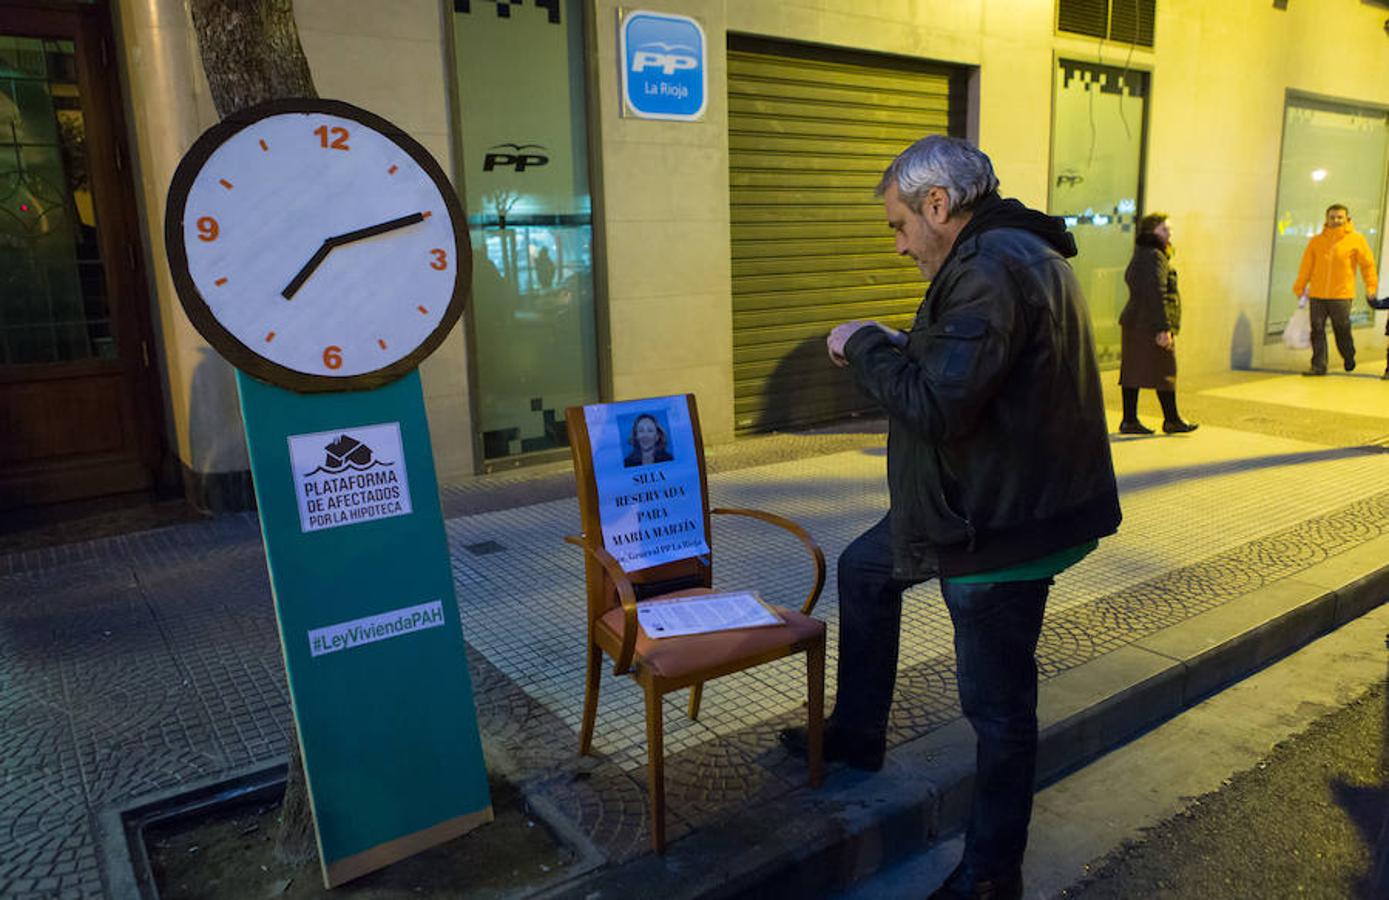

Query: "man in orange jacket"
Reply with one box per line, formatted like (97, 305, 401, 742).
(1292, 204, 1378, 375)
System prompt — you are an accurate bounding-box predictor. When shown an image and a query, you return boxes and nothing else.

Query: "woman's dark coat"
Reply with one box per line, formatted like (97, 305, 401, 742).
(1119, 234, 1180, 335)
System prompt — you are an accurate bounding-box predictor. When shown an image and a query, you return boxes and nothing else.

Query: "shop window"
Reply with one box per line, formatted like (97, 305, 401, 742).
(1048, 59, 1149, 367)
(1265, 96, 1389, 336)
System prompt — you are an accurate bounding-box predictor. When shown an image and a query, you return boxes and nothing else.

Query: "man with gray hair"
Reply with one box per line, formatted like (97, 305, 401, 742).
(780, 136, 1120, 899)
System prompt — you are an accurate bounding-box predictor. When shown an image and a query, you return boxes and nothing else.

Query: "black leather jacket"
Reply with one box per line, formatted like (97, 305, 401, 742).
(844, 196, 1121, 579)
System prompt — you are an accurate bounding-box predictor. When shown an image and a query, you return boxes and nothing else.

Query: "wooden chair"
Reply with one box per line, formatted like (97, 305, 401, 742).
(563, 394, 827, 852)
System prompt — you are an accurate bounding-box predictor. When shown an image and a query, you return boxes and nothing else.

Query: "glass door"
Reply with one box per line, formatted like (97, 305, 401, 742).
(0, 4, 161, 508)
(0, 34, 111, 365)
(1048, 59, 1149, 366)
(452, 0, 600, 464)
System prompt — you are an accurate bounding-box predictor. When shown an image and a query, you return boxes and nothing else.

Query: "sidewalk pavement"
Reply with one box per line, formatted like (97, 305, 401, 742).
(2, 370, 1389, 899)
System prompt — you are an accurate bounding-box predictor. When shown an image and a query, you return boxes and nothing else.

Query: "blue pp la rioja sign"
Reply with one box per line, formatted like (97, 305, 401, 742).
(620, 10, 707, 121)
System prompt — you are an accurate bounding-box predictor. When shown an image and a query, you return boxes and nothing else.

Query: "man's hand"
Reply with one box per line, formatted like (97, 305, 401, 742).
(827, 321, 906, 366)
(1155, 331, 1173, 350)
(827, 321, 874, 367)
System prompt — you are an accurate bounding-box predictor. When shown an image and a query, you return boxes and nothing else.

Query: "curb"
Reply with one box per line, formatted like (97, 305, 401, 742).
(549, 541, 1389, 899)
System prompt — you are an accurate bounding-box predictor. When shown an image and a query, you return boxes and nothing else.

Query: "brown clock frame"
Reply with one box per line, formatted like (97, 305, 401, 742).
(164, 97, 472, 393)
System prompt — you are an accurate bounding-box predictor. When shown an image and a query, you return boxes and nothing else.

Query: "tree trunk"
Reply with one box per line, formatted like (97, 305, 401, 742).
(188, 0, 316, 116)
(276, 739, 317, 865)
(186, 0, 318, 866)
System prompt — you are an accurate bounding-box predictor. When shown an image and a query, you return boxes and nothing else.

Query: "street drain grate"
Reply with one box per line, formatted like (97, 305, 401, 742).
(464, 540, 507, 556)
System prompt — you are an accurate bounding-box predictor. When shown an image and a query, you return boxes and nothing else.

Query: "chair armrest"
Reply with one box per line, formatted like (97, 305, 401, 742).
(563, 534, 640, 676)
(711, 507, 826, 615)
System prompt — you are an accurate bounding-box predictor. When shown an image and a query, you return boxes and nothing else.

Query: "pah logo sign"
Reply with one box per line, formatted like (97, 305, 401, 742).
(288, 422, 413, 534)
(620, 11, 706, 121)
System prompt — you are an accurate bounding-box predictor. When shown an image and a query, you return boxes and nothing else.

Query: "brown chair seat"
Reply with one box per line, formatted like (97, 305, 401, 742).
(597, 590, 826, 681)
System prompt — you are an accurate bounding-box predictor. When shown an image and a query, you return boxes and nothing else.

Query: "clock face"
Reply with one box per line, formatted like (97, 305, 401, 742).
(165, 99, 470, 391)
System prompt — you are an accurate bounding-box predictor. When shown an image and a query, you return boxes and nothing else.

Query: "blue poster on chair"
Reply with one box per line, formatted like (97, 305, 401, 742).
(583, 395, 708, 571)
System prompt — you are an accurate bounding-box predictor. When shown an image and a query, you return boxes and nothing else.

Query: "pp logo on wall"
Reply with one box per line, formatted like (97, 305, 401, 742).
(620, 10, 707, 121)
(288, 422, 412, 533)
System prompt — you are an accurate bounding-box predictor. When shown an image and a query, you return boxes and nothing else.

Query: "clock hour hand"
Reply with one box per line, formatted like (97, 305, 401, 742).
(281, 243, 334, 301)
(281, 211, 427, 300)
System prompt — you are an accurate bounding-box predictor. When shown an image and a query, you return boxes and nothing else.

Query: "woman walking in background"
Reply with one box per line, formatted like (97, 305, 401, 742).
(1117, 212, 1198, 435)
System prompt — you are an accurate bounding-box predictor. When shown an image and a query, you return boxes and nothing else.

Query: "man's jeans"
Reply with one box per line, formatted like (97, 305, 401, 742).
(831, 515, 1050, 875)
(1309, 298, 1355, 372)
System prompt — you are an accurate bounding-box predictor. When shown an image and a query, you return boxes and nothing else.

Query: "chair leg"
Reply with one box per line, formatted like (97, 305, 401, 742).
(579, 642, 602, 756)
(687, 682, 703, 721)
(806, 639, 825, 788)
(644, 681, 667, 853)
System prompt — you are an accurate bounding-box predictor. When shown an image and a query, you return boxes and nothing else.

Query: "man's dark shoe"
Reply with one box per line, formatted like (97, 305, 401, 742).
(1302, 368, 1326, 376)
(1382, 369, 1389, 380)
(1346, 358, 1356, 372)
(1162, 420, 1199, 434)
(778, 724, 885, 772)
(1117, 419, 1154, 435)
(928, 861, 1024, 900)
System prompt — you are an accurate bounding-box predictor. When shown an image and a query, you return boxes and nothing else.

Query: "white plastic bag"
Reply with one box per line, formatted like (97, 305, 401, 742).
(1282, 304, 1311, 350)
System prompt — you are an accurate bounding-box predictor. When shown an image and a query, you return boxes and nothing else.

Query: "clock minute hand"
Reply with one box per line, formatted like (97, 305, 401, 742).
(325, 211, 426, 249)
(281, 211, 427, 300)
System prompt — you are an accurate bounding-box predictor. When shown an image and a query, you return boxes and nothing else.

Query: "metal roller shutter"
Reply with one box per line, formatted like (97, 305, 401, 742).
(728, 36, 966, 433)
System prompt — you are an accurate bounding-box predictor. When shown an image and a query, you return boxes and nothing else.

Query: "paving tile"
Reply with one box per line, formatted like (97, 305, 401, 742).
(0, 833, 104, 899)
(76, 708, 228, 804)
(658, 731, 796, 829)
(0, 704, 85, 845)
(532, 764, 687, 864)
(0, 561, 143, 701)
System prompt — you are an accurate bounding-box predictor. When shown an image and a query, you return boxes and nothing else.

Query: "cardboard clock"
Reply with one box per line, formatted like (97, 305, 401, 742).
(165, 97, 468, 390)
(165, 98, 491, 888)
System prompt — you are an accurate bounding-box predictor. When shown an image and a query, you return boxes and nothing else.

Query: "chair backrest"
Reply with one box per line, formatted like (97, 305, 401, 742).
(565, 394, 713, 625)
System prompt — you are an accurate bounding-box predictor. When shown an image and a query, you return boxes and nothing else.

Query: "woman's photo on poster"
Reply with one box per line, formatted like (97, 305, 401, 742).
(621, 411, 674, 468)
